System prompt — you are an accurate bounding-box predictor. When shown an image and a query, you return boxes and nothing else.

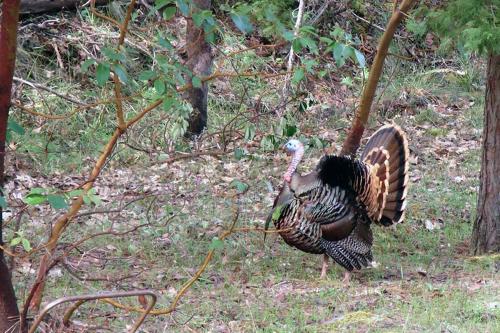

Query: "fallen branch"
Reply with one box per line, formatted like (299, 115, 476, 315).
(28, 290, 157, 333)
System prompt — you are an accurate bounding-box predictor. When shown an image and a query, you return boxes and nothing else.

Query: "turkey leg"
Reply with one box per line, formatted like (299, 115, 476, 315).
(320, 254, 329, 278)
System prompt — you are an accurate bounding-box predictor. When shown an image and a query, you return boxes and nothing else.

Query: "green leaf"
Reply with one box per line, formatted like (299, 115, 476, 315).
(47, 195, 68, 210)
(271, 204, 284, 222)
(292, 38, 303, 52)
(231, 179, 249, 193)
(300, 36, 318, 54)
(192, 11, 205, 27)
(87, 188, 102, 205)
(81, 58, 97, 72)
(260, 135, 276, 151)
(29, 188, 45, 195)
(343, 45, 355, 60)
(24, 193, 47, 206)
(154, 79, 166, 95)
(163, 97, 175, 111)
(8, 119, 25, 135)
(331, 26, 344, 39)
(333, 42, 346, 67)
(282, 30, 295, 41)
(341, 76, 353, 86)
(157, 36, 174, 50)
(332, 43, 355, 68)
(234, 148, 245, 160)
(96, 63, 110, 86)
(162, 6, 177, 20)
(312, 136, 324, 149)
(244, 124, 256, 141)
(285, 124, 297, 137)
(354, 49, 366, 68)
(90, 194, 102, 205)
(292, 68, 305, 84)
(102, 47, 126, 62)
(0, 196, 7, 209)
(205, 31, 216, 43)
(192, 76, 202, 88)
(319, 36, 334, 45)
(155, 0, 173, 10)
(113, 64, 128, 84)
(209, 237, 224, 250)
(22, 238, 32, 252)
(10, 237, 21, 246)
(83, 194, 92, 205)
(139, 70, 156, 81)
(176, 0, 189, 16)
(303, 59, 317, 73)
(68, 189, 84, 197)
(230, 13, 254, 34)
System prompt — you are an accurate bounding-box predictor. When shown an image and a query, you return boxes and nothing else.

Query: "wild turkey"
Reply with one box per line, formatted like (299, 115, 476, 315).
(266, 124, 409, 282)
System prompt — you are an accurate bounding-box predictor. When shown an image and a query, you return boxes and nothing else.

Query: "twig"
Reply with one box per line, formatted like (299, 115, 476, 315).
(307, 0, 339, 26)
(90, 0, 122, 28)
(279, 0, 306, 116)
(13, 77, 87, 105)
(61, 259, 144, 282)
(349, 10, 405, 39)
(221, 42, 286, 60)
(287, 0, 306, 72)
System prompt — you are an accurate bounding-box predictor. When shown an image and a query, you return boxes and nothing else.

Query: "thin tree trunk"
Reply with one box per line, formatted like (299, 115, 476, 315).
(19, 0, 111, 14)
(185, 0, 213, 137)
(340, 0, 416, 156)
(0, 1, 23, 332)
(471, 54, 500, 254)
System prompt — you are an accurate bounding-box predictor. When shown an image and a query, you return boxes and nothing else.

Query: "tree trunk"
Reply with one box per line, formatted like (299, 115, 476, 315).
(340, 0, 416, 156)
(0, 259, 20, 332)
(471, 54, 500, 254)
(20, 0, 111, 14)
(0, 1, 23, 332)
(185, 0, 213, 137)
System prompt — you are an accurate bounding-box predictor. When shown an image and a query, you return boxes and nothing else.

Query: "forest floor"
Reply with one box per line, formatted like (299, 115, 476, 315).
(5, 6, 500, 333)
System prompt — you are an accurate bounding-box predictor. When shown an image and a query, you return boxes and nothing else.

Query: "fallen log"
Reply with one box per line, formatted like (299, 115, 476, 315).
(20, 0, 112, 15)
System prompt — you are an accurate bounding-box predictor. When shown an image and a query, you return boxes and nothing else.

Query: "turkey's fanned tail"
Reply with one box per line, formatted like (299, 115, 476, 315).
(361, 124, 409, 225)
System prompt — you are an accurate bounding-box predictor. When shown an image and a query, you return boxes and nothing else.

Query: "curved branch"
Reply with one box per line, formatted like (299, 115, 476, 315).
(28, 290, 158, 333)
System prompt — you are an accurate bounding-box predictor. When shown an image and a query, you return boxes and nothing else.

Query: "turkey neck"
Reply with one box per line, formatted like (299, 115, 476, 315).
(284, 145, 304, 180)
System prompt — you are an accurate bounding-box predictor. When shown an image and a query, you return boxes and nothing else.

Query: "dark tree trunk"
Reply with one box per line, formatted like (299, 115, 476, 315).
(20, 0, 111, 14)
(471, 54, 500, 254)
(0, 1, 23, 332)
(185, 0, 213, 137)
(0, 259, 20, 332)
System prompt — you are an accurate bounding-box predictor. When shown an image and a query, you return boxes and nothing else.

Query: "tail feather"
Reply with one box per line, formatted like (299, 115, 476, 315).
(361, 124, 409, 225)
